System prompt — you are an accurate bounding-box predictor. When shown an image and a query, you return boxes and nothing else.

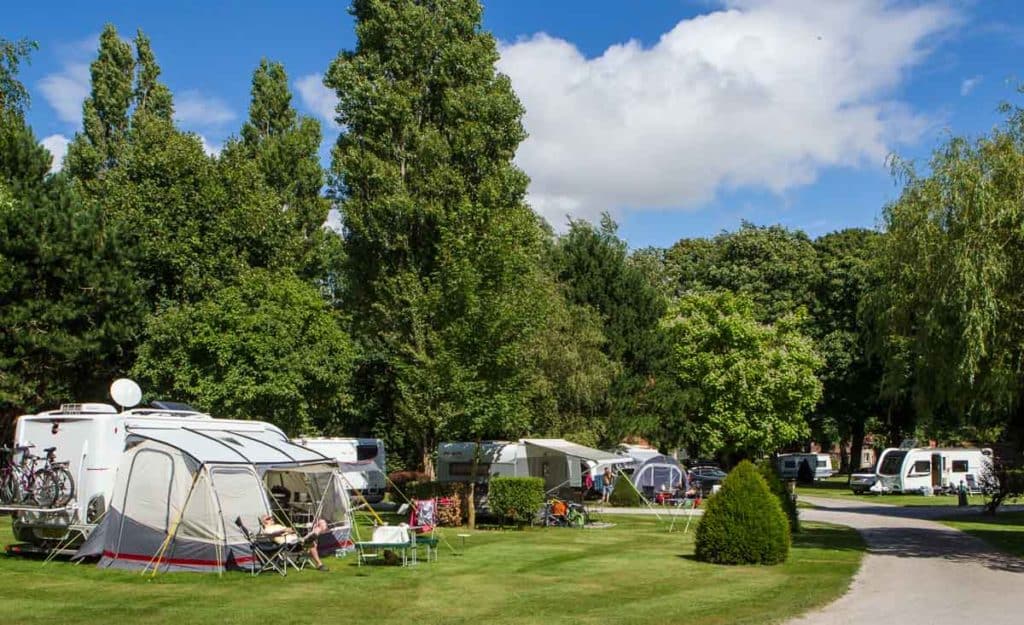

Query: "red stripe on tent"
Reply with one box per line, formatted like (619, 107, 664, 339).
(102, 550, 254, 566)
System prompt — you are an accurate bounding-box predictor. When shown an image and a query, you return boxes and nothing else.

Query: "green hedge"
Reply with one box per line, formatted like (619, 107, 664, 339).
(695, 461, 791, 565)
(759, 460, 800, 533)
(488, 477, 545, 526)
(609, 475, 644, 507)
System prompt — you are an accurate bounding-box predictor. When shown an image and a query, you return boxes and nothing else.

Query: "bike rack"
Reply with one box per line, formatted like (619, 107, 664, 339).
(0, 502, 78, 514)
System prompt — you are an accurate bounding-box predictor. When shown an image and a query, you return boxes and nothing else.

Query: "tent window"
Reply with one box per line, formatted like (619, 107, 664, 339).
(211, 467, 270, 532)
(952, 460, 969, 473)
(122, 449, 175, 534)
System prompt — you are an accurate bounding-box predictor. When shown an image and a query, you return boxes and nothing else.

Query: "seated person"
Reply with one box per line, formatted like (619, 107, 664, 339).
(259, 515, 329, 572)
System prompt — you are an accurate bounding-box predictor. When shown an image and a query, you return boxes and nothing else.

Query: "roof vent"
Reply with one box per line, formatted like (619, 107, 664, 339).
(59, 403, 117, 414)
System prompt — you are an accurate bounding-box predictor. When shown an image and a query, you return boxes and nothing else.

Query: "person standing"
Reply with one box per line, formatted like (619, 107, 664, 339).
(601, 467, 615, 503)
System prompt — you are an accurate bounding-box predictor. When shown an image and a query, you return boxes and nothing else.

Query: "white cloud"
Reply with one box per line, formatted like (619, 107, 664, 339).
(497, 0, 957, 226)
(296, 73, 339, 127)
(174, 91, 236, 128)
(40, 134, 71, 172)
(38, 62, 90, 125)
(960, 75, 982, 96)
(197, 135, 223, 157)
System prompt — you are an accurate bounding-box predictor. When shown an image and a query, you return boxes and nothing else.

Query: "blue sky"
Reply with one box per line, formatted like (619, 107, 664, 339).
(6, 1, 1023, 249)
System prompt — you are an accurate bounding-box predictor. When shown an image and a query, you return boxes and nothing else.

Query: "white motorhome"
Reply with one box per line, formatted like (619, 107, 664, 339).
(871, 446, 993, 494)
(436, 439, 632, 494)
(777, 453, 834, 481)
(6, 401, 318, 548)
(293, 437, 387, 503)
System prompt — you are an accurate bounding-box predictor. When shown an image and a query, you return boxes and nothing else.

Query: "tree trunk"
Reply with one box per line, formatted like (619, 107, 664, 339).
(421, 438, 435, 480)
(849, 416, 866, 484)
(467, 439, 481, 530)
(839, 436, 850, 475)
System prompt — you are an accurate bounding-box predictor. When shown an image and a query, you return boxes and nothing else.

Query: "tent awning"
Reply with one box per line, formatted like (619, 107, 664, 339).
(521, 439, 630, 463)
(126, 426, 332, 468)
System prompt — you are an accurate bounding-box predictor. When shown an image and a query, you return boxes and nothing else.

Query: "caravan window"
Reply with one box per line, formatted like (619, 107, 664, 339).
(952, 460, 969, 473)
(909, 460, 930, 475)
(784, 461, 796, 469)
(816, 459, 827, 468)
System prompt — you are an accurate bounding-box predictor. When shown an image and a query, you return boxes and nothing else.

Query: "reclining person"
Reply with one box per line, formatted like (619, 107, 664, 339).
(259, 515, 329, 572)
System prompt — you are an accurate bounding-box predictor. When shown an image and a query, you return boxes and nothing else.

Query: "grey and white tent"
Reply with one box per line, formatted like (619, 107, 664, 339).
(75, 427, 353, 573)
(632, 454, 685, 497)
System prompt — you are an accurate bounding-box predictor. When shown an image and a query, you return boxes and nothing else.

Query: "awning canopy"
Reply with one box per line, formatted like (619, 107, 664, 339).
(125, 425, 332, 468)
(521, 439, 628, 463)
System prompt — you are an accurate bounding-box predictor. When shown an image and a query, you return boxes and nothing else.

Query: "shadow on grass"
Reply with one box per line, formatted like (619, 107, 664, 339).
(859, 525, 1024, 573)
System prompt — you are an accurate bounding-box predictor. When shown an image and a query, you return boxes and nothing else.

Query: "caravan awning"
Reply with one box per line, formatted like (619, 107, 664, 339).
(125, 426, 332, 468)
(521, 439, 629, 463)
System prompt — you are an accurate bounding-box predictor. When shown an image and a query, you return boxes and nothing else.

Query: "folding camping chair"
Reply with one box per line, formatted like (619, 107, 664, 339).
(964, 474, 984, 496)
(410, 499, 439, 562)
(235, 517, 289, 577)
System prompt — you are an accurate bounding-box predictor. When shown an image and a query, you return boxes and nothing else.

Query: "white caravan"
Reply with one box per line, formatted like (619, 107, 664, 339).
(871, 447, 993, 494)
(7, 401, 323, 549)
(293, 437, 387, 503)
(436, 438, 632, 493)
(777, 453, 834, 481)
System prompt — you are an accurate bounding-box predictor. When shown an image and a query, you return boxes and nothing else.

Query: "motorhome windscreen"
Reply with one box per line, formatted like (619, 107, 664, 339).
(879, 451, 907, 475)
(356, 444, 378, 461)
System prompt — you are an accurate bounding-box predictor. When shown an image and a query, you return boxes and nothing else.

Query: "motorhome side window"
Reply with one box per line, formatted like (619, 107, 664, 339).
(356, 444, 378, 461)
(784, 461, 795, 469)
(816, 459, 827, 468)
(952, 460, 969, 473)
(448, 462, 491, 477)
(910, 460, 930, 475)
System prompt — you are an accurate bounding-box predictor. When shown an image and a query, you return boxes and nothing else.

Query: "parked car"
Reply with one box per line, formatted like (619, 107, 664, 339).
(688, 465, 727, 494)
(849, 465, 878, 494)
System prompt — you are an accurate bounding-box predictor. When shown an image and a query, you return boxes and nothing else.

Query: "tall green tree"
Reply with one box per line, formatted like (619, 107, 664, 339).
(1, 37, 38, 117)
(132, 30, 173, 121)
(869, 104, 1024, 453)
(1, 110, 145, 442)
(65, 25, 136, 181)
(132, 270, 356, 435)
(667, 223, 821, 323)
(325, 0, 553, 480)
(552, 216, 685, 449)
(811, 228, 884, 471)
(663, 291, 823, 458)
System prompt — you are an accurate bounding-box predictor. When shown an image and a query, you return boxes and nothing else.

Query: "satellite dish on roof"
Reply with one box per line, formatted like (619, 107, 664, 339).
(110, 378, 142, 409)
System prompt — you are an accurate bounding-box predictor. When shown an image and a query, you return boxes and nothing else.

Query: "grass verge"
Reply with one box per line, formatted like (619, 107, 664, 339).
(797, 477, 987, 507)
(939, 511, 1024, 559)
(0, 513, 863, 625)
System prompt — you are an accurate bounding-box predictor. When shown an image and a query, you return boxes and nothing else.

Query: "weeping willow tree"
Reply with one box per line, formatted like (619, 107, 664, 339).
(868, 101, 1024, 453)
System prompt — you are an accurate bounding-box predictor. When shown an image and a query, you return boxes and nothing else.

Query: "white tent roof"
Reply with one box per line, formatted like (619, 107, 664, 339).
(126, 427, 332, 467)
(521, 439, 628, 463)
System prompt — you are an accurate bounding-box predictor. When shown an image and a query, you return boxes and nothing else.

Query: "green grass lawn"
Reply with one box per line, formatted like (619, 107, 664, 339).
(940, 511, 1024, 559)
(0, 513, 863, 625)
(797, 476, 987, 507)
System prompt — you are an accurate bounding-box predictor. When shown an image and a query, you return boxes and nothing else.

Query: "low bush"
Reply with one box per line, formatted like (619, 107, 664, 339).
(695, 460, 791, 565)
(609, 475, 644, 507)
(488, 477, 545, 526)
(759, 460, 799, 533)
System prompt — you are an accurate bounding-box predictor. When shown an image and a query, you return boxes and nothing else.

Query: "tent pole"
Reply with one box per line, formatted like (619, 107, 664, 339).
(145, 468, 203, 576)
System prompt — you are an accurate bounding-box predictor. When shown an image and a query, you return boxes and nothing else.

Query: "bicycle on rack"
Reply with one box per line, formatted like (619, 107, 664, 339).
(0, 445, 75, 508)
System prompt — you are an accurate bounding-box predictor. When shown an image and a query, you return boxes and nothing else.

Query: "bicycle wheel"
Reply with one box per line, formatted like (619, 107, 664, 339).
(31, 470, 60, 508)
(51, 466, 75, 507)
(0, 470, 19, 504)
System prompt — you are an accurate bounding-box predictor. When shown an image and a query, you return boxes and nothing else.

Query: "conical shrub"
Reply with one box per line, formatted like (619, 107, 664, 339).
(695, 460, 791, 565)
(759, 460, 800, 534)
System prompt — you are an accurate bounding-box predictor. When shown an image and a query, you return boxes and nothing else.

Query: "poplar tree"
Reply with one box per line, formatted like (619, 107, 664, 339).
(326, 0, 551, 479)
